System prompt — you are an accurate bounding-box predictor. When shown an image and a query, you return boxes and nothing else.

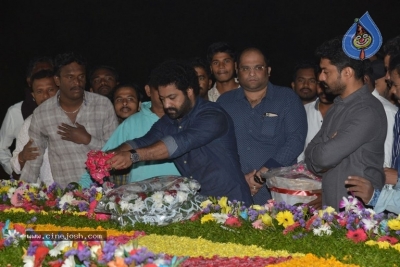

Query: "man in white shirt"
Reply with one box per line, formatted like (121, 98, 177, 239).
(0, 56, 53, 177)
(207, 42, 240, 101)
(365, 59, 398, 167)
(298, 83, 334, 161)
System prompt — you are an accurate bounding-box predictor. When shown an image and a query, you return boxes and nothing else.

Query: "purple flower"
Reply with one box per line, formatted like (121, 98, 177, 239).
(77, 247, 91, 262)
(27, 244, 37, 256)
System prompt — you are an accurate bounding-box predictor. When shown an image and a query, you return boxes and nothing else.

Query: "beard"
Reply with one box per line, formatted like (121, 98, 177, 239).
(319, 76, 346, 96)
(164, 95, 192, 120)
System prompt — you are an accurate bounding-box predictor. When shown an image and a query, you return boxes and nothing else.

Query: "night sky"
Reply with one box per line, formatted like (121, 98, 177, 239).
(1, 0, 400, 121)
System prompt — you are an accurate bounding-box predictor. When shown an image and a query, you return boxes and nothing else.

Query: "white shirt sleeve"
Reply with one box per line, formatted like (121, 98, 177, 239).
(0, 101, 24, 175)
(11, 115, 32, 174)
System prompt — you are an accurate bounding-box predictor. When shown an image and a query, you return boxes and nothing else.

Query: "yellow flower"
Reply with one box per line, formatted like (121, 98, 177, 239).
(0, 186, 10, 193)
(276, 211, 295, 228)
(388, 219, 400, 231)
(377, 241, 390, 249)
(392, 243, 400, 252)
(95, 192, 102, 201)
(218, 197, 231, 214)
(139, 234, 304, 258)
(201, 214, 215, 224)
(261, 213, 273, 226)
(251, 205, 263, 211)
(318, 206, 336, 217)
(273, 253, 359, 267)
(200, 199, 212, 208)
(365, 240, 377, 246)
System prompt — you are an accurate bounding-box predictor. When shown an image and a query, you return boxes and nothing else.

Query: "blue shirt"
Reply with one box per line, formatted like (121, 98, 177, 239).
(126, 97, 253, 204)
(79, 102, 181, 188)
(217, 82, 307, 174)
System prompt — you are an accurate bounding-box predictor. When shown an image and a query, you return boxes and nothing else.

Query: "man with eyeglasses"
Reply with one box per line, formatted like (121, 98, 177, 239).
(217, 47, 307, 204)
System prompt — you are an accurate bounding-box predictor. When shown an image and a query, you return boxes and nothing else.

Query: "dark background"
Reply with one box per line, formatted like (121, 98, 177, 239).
(1, 0, 399, 121)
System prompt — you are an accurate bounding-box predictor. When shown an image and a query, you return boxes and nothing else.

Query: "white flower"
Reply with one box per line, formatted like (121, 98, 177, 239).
(114, 241, 135, 257)
(58, 192, 76, 209)
(7, 187, 16, 199)
(61, 255, 76, 267)
(119, 200, 130, 211)
(362, 218, 378, 233)
(95, 187, 103, 193)
(105, 201, 116, 211)
(212, 213, 229, 224)
(30, 183, 40, 188)
(49, 241, 73, 257)
(151, 191, 164, 204)
(164, 195, 175, 204)
(189, 180, 199, 190)
(131, 199, 145, 212)
(23, 255, 34, 267)
(39, 190, 48, 199)
(177, 191, 188, 202)
(313, 224, 332, 236)
(90, 245, 102, 259)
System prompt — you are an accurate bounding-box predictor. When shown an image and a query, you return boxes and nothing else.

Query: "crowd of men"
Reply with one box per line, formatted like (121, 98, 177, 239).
(0, 36, 399, 213)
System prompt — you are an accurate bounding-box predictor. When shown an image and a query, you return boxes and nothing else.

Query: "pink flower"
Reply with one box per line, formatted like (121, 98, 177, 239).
(10, 188, 24, 207)
(346, 228, 367, 243)
(95, 213, 111, 221)
(252, 219, 265, 230)
(225, 217, 242, 227)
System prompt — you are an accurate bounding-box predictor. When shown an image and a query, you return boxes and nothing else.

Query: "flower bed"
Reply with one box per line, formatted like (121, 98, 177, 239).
(0, 179, 399, 266)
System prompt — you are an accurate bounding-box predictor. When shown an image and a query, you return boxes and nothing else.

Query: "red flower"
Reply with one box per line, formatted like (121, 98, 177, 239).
(0, 239, 5, 250)
(346, 228, 367, 243)
(45, 200, 57, 207)
(378, 236, 398, 245)
(283, 221, 300, 235)
(305, 215, 318, 231)
(34, 246, 49, 267)
(48, 259, 63, 267)
(13, 223, 26, 235)
(190, 211, 202, 221)
(225, 217, 242, 227)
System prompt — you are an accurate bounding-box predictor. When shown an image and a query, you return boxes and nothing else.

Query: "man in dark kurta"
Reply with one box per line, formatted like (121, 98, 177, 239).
(305, 37, 387, 210)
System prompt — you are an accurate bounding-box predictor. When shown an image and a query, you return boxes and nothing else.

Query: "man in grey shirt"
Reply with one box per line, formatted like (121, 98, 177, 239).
(305, 37, 387, 210)
(21, 53, 118, 189)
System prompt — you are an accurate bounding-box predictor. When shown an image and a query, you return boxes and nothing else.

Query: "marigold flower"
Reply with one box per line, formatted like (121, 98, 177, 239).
(388, 219, 400, 231)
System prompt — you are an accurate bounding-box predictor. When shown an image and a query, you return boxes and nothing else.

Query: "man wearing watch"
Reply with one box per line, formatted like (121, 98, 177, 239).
(107, 60, 253, 205)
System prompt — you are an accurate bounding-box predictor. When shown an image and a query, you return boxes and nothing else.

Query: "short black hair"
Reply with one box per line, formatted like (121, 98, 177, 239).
(149, 60, 200, 96)
(206, 42, 236, 64)
(111, 82, 142, 103)
(364, 59, 386, 86)
(292, 60, 320, 82)
(388, 53, 400, 75)
(29, 69, 55, 91)
(26, 56, 53, 78)
(190, 57, 211, 78)
(237, 47, 270, 67)
(315, 36, 365, 80)
(89, 65, 119, 87)
(54, 52, 86, 77)
(383, 35, 400, 57)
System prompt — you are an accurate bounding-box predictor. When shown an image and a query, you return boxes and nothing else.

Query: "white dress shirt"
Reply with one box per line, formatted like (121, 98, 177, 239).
(372, 89, 398, 167)
(0, 101, 24, 175)
(298, 99, 323, 162)
(11, 115, 54, 186)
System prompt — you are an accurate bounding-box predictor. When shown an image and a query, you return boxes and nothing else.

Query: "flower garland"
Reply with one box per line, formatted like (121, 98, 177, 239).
(85, 150, 114, 184)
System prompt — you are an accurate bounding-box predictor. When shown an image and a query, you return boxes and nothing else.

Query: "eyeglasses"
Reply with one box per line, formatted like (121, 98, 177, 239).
(238, 65, 267, 72)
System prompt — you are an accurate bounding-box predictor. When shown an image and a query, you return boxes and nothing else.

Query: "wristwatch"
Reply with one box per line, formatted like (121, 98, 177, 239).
(129, 149, 140, 163)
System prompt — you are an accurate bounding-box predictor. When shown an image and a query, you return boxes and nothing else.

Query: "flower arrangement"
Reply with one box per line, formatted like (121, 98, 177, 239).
(0, 179, 108, 220)
(197, 195, 400, 251)
(96, 176, 206, 226)
(85, 150, 115, 184)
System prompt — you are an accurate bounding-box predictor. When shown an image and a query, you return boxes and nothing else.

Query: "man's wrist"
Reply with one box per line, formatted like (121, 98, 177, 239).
(129, 149, 140, 163)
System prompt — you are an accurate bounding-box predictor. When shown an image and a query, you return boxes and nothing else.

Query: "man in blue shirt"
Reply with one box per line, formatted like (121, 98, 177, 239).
(217, 48, 307, 205)
(107, 60, 253, 204)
